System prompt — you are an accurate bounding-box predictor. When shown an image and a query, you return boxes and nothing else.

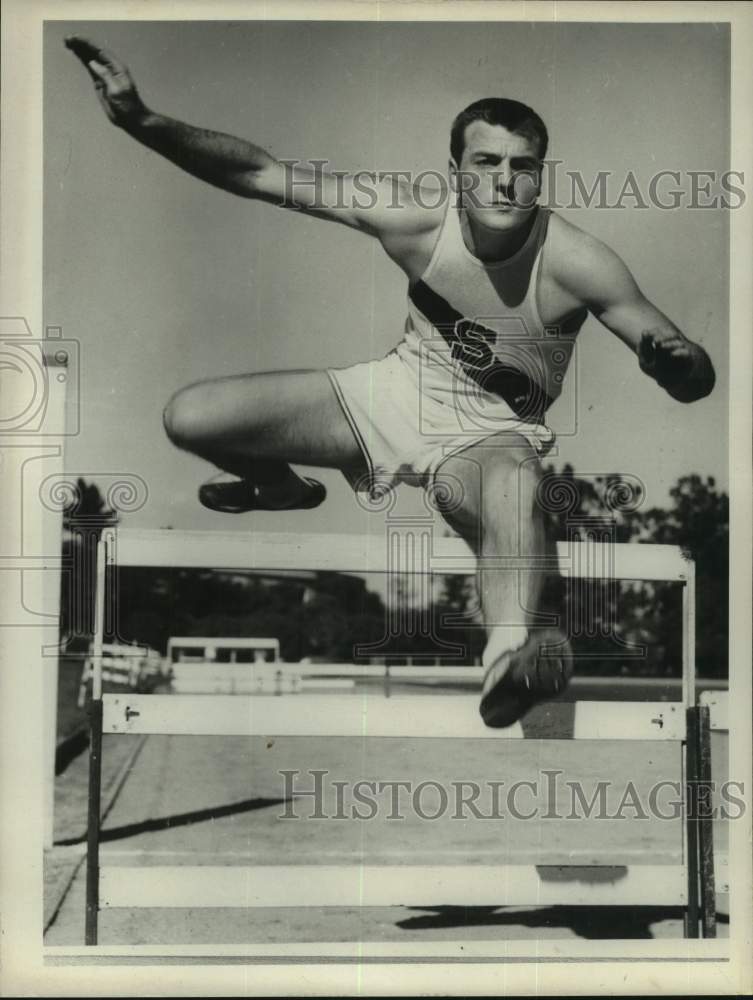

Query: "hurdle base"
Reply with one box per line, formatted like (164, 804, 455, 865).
(99, 864, 688, 910)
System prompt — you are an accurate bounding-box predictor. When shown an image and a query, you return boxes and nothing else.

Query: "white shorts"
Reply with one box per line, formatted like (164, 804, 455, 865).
(327, 349, 556, 494)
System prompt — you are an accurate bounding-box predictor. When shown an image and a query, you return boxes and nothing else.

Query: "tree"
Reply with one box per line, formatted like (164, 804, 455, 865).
(625, 476, 728, 678)
(112, 567, 389, 663)
(436, 468, 728, 679)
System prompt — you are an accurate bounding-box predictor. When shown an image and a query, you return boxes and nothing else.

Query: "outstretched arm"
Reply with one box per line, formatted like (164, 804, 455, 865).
(65, 36, 438, 250)
(65, 36, 288, 197)
(556, 226, 715, 403)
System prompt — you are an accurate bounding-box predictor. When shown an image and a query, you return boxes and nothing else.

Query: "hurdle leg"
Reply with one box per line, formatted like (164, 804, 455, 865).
(85, 532, 108, 945)
(697, 704, 717, 937)
(685, 704, 718, 939)
(685, 706, 701, 938)
(85, 698, 103, 944)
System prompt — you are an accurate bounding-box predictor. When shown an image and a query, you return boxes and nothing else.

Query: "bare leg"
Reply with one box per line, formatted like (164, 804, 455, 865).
(162, 369, 367, 503)
(434, 433, 546, 656)
(435, 433, 570, 727)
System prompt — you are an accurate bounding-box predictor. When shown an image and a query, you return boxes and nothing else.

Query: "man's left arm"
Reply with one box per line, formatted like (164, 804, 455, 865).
(558, 229, 716, 403)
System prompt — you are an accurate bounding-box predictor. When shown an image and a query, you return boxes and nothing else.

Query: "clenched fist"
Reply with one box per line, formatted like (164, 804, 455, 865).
(638, 327, 696, 387)
(65, 36, 148, 129)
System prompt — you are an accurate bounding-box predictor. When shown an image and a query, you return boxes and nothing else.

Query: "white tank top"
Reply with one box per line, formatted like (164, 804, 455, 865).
(397, 206, 584, 423)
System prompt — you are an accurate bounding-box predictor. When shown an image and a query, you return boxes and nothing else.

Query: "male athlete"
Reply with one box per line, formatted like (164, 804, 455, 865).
(67, 37, 715, 728)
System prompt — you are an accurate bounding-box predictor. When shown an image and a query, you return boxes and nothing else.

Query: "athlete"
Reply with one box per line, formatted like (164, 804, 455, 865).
(67, 36, 715, 728)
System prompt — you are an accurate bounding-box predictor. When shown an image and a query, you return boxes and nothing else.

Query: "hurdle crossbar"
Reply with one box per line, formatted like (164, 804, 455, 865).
(109, 528, 693, 581)
(84, 528, 713, 945)
(102, 693, 685, 741)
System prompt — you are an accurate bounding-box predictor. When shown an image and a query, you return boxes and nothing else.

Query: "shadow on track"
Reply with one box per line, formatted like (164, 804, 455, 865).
(55, 796, 288, 846)
(395, 904, 724, 939)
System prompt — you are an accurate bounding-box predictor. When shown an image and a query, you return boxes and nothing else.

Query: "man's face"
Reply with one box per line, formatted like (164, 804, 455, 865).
(451, 121, 542, 232)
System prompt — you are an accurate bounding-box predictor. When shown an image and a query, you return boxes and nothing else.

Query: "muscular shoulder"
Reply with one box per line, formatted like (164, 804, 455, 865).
(377, 177, 446, 279)
(354, 174, 444, 236)
(543, 212, 642, 313)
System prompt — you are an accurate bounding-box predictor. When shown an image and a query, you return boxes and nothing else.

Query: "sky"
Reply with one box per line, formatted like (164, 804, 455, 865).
(44, 18, 730, 538)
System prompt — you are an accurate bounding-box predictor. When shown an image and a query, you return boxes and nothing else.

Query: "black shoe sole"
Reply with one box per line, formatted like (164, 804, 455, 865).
(480, 629, 573, 729)
(199, 477, 326, 514)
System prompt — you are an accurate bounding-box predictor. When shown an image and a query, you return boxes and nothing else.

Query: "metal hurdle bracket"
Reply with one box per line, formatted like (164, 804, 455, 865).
(84, 528, 717, 945)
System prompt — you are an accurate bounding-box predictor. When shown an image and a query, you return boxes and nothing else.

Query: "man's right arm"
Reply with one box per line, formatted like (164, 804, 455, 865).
(125, 113, 280, 199)
(66, 36, 440, 259)
(131, 114, 440, 254)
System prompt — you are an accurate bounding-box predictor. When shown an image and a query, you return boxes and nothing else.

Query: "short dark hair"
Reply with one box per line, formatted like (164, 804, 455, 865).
(450, 98, 548, 164)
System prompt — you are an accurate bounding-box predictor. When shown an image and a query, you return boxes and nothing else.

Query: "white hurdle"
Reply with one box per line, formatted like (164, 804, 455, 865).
(84, 527, 715, 945)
